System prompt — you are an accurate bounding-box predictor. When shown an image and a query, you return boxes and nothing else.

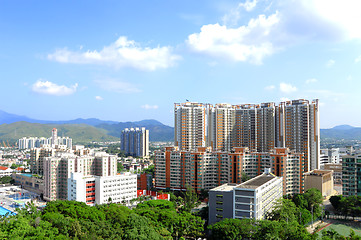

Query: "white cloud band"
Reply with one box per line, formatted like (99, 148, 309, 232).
(32, 80, 78, 96)
(48, 36, 181, 71)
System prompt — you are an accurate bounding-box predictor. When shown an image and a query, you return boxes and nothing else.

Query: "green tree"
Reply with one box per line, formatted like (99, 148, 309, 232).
(329, 195, 344, 212)
(117, 162, 124, 173)
(143, 164, 155, 177)
(181, 184, 199, 212)
(303, 188, 323, 218)
(267, 198, 298, 222)
(208, 218, 257, 240)
(241, 171, 251, 182)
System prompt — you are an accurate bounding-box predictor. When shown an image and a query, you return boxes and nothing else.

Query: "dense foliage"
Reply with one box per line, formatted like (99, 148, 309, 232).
(330, 195, 361, 218)
(208, 218, 315, 240)
(0, 175, 14, 184)
(321, 229, 361, 240)
(0, 199, 204, 239)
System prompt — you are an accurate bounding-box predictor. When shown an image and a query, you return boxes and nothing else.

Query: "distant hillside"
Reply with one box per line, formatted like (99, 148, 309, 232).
(0, 110, 174, 142)
(0, 122, 118, 145)
(96, 119, 174, 142)
(321, 125, 361, 140)
(0, 110, 118, 126)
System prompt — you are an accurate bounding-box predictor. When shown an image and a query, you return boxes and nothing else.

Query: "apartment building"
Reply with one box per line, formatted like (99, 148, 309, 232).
(174, 102, 209, 151)
(68, 172, 137, 205)
(280, 99, 320, 172)
(18, 128, 72, 150)
(121, 127, 149, 157)
(174, 99, 319, 173)
(43, 152, 117, 201)
(155, 147, 304, 195)
(30, 147, 56, 175)
(208, 104, 235, 151)
(342, 154, 361, 196)
(208, 170, 283, 225)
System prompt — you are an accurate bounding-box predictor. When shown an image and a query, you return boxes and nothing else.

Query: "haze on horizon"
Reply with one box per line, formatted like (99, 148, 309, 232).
(1, 0, 361, 128)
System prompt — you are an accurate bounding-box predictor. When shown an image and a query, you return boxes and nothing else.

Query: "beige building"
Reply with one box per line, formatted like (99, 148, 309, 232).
(43, 152, 117, 201)
(304, 169, 333, 197)
(323, 163, 342, 184)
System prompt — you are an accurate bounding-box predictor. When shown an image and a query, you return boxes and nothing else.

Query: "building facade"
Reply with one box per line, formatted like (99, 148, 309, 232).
(304, 169, 334, 197)
(43, 152, 118, 201)
(174, 99, 320, 173)
(121, 127, 149, 157)
(155, 147, 304, 195)
(208, 171, 283, 225)
(342, 154, 361, 196)
(68, 172, 137, 205)
(19, 128, 72, 150)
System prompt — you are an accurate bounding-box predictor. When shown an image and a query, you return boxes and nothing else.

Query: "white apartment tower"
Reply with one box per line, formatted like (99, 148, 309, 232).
(121, 127, 149, 157)
(174, 102, 208, 151)
(51, 128, 58, 146)
(208, 104, 235, 151)
(278, 99, 320, 172)
(43, 152, 118, 201)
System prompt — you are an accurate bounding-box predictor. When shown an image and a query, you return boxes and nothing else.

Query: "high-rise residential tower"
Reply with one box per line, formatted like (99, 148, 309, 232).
(174, 99, 319, 172)
(174, 102, 209, 151)
(278, 99, 320, 172)
(120, 127, 149, 157)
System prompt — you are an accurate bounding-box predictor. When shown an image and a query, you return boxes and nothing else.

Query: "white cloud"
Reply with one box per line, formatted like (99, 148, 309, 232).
(305, 78, 318, 84)
(187, 13, 280, 64)
(265, 85, 275, 91)
(141, 104, 159, 110)
(275, 0, 361, 42)
(240, 0, 258, 12)
(326, 59, 335, 67)
(94, 79, 141, 93)
(355, 55, 361, 63)
(48, 36, 181, 71)
(279, 82, 297, 94)
(95, 96, 103, 101)
(222, 0, 258, 26)
(32, 80, 78, 96)
(198, 0, 361, 64)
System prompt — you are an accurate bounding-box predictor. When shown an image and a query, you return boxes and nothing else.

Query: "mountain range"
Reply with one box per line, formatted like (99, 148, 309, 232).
(0, 110, 173, 144)
(1, 110, 360, 144)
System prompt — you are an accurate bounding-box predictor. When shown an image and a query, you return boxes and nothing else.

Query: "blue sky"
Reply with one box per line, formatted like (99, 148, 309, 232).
(1, 0, 361, 128)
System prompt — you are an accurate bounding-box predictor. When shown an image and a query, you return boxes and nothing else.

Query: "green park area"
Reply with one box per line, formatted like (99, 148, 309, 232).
(317, 221, 361, 239)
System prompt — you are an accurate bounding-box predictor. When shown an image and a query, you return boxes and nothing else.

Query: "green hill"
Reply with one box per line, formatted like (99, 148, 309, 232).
(0, 121, 118, 145)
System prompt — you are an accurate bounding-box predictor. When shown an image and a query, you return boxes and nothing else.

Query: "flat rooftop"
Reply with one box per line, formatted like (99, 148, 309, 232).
(210, 183, 238, 192)
(236, 174, 276, 189)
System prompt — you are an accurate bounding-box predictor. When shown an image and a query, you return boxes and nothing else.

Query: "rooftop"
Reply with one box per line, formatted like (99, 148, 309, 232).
(210, 183, 238, 192)
(236, 174, 277, 189)
(305, 169, 333, 176)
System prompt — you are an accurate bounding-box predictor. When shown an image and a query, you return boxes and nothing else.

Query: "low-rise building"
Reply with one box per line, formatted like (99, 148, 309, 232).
(0, 166, 13, 177)
(11, 173, 44, 195)
(68, 172, 137, 205)
(323, 163, 342, 184)
(304, 169, 334, 197)
(208, 170, 283, 225)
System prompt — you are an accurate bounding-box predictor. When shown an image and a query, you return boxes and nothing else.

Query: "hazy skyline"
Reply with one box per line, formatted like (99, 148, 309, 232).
(1, 0, 361, 128)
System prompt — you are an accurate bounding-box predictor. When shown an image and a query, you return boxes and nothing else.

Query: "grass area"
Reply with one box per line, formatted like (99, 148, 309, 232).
(318, 222, 361, 237)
